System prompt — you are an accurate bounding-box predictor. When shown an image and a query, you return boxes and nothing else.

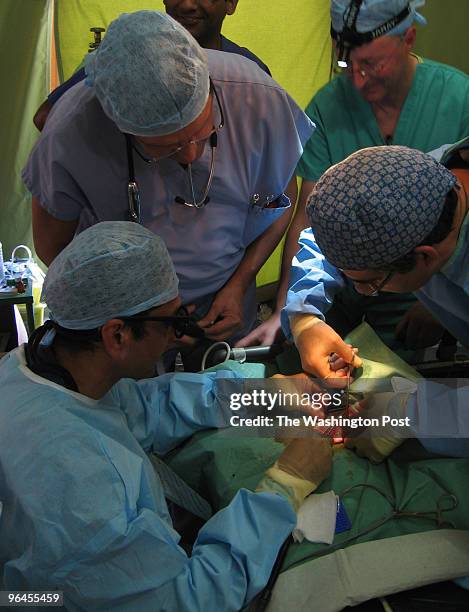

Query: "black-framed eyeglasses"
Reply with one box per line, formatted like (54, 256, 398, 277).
(350, 271, 395, 297)
(125, 80, 225, 222)
(119, 306, 205, 339)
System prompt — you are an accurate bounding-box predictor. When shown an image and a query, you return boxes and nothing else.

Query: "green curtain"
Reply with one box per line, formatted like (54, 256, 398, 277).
(0, 0, 51, 259)
(414, 0, 469, 74)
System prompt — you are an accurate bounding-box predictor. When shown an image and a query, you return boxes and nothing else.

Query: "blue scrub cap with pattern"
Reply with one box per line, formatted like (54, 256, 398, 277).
(307, 146, 457, 270)
(85, 11, 210, 136)
(43, 222, 179, 329)
(331, 0, 426, 36)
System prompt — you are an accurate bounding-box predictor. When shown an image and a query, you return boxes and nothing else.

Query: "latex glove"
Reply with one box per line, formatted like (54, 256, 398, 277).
(267, 373, 328, 443)
(290, 314, 362, 386)
(270, 372, 324, 398)
(257, 437, 332, 511)
(198, 284, 244, 341)
(345, 391, 410, 463)
(234, 311, 285, 347)
(395, 301, 445, 349)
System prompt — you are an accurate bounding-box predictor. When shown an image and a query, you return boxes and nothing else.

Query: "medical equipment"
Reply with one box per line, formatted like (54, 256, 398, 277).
(200, 342, 284, 371)
(126, 83, 225, 221)
(331, 0, 413, 68)
(119, 306, 205, 339)
(255, 485, 459, 609)
(0, 241, 4, 286)
(88, 27, 105, 52)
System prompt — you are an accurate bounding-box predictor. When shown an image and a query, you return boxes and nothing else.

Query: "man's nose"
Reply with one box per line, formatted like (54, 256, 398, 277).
(351, 69, 368, 90)
(178, 0, 199, 11)
(174, 140, 205, 164)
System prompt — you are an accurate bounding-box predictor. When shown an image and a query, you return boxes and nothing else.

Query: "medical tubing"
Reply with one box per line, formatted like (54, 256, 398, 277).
(248, 536, 292, 612)
(200, 341, 231, 371)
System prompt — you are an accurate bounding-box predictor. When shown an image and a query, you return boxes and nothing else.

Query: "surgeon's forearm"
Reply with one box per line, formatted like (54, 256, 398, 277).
(226, 187, 295, 293)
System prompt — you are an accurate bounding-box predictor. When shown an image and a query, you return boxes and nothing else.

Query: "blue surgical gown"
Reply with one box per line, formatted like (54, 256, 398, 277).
(0, 348, 296, 610)
(282, 211, 469, 457)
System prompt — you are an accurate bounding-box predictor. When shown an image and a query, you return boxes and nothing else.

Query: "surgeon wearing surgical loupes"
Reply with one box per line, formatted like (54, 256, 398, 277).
(24, 10, 314, 352)
(0, 221, 333, 610)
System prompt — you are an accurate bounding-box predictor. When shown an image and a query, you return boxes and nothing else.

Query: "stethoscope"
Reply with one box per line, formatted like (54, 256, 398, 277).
(125, 83, 224, 223)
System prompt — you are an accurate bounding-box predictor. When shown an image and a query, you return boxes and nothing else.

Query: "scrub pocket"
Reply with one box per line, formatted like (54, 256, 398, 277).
(243, 193, 291, 246)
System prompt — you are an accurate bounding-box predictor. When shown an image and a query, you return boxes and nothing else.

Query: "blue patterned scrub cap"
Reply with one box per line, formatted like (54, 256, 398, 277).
(43, 222, 179, 329)
(331, 0, 426, 36)
(307, 146, 457, 270)
(85, 11, 209, 136)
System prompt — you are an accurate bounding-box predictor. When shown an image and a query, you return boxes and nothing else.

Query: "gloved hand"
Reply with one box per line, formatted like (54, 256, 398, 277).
(345, 391, 410, 463)
(290, 314, 362, 385)
(256, 437, 332, 511)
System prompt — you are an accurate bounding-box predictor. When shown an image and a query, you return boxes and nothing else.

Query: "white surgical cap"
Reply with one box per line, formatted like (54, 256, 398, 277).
(331, 0, 426, 36)
(84, 10, 210, 136)
(43, 222, 179, 329)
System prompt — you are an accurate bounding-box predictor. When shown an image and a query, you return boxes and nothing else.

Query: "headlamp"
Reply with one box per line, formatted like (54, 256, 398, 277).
(331, 1, 412, 68)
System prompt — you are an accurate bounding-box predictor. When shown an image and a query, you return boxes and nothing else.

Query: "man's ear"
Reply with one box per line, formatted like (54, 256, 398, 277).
(225, 0, 239, 16)
(413, 245, 440, 269)
(403, 26, 416, 49)
(100, 319, 134, 359)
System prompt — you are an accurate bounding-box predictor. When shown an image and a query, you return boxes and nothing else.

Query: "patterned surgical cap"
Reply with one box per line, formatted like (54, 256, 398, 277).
(307, 146, 457, 270)
(43, 222, 179, 329)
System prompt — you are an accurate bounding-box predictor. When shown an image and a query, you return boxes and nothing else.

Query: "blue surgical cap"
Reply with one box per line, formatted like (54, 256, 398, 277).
(331, 0, 426, 36)
(43, 222, 179, 329)
(85, 11, 210, 136)
(307, 146, 457, 270)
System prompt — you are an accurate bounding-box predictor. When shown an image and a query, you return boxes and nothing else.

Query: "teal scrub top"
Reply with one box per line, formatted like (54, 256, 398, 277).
(297, 57, 469, 182)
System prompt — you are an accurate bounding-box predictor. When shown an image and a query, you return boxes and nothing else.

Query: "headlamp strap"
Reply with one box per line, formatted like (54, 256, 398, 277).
(331, 3, 412, 46)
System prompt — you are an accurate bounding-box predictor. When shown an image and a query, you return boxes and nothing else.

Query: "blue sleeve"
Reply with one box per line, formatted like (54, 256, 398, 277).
(17, 429, 296, 611)
(407, 381, 469, 457)
(59, 486, 296, 611)
(281, 228, 346, 339)
(47, 67, 86, 104)
(115, 371, 242, 455)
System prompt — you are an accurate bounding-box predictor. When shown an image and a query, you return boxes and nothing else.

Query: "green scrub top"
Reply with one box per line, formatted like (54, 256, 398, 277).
(297, 57, 469, 181)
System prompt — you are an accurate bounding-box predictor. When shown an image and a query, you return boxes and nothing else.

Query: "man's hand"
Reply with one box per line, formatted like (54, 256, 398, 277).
(277, 437, 332, 485)
(291, 315, 362, 386)
(198, 284, 244, 341)
(345, 391, 410, 463)
(256, 436, 332, 511)
(395, 301, 445, 349)
(271, 372, 324, 407)
(234, 311, 285, 347)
